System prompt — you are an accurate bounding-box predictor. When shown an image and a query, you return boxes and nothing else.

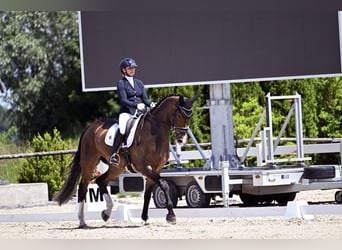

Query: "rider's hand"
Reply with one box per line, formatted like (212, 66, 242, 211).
(137, 103, 145, 111)
(150, 102, 156, 108)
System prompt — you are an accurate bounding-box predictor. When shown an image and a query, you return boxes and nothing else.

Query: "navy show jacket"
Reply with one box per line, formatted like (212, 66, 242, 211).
(117, 77, 151, 115)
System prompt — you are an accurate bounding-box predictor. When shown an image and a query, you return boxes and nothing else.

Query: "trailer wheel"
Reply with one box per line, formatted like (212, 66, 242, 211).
(185, 181, 211, 208)
(275, 192, 296, 206)
(152, 181, 178, 208)
(335, 191, 342, 204)
(303, 166, 335, 179)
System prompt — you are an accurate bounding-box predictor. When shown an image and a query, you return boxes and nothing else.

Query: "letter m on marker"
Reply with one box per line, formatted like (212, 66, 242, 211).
(88, 187, 104, 202)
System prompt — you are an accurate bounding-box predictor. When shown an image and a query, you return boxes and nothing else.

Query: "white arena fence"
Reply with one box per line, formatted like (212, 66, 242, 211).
(0, 138, 341, 162)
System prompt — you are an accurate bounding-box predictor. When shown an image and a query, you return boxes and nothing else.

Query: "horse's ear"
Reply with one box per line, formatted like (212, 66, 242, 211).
(179, 95, 185, 106)
(189, 93, 199, 105)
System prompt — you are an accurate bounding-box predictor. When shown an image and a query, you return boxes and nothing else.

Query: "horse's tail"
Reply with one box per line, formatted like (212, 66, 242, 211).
(53, 129, 86, 205)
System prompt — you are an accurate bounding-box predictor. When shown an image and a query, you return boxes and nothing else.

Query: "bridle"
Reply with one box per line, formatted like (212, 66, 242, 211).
(141, 97, 194, 134)
(171, 103, 193, 133)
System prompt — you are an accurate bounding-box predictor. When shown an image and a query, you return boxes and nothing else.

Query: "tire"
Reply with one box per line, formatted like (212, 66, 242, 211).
(303, 166, 335, 179)
(240, 193, 296, 206)
(239, 193, 258, 205)
(335, 191, 342, 204)
(240, 193, 273, 205)
(185, 180, 211, 208)
(152, 181, 178, 208)
(275, 192, 296, 206)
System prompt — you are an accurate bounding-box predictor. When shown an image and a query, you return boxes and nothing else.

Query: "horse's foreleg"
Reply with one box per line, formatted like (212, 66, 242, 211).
(158, 178, 176, 224)
(141, 166, 177, 225)
(142, 180, 154, 223)
(95, 171, 113, 221)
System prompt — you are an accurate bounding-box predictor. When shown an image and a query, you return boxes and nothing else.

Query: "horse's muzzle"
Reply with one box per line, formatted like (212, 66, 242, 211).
(176, 133, 187, 146)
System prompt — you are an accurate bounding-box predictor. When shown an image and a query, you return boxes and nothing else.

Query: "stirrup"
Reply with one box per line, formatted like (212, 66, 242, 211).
(109, 153, 120, 165)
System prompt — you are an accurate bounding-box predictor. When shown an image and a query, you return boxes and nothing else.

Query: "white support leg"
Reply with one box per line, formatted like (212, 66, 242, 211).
(221, 161, 230, 207)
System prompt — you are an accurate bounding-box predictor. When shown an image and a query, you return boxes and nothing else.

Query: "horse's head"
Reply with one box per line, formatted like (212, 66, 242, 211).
(172, 93, 199, 146)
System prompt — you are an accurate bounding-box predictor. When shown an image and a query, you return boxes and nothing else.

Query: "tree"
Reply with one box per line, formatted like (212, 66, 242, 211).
(0, 11, 116, 140)
(260, 79, 319, 138)
(314, 77, 342, 164)
(231, 82, 265, 140)
(316, 77, 342, 138)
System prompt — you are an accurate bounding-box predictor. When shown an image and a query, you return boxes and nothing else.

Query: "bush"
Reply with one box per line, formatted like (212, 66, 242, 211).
(17, 128, 72, 200)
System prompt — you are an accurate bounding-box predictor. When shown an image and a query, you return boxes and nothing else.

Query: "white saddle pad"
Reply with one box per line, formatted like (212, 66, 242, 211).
(104, 123, 119, 146)
(104, 115, 143, 148)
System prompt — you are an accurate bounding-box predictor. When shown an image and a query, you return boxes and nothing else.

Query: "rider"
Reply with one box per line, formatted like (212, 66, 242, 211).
(109, 57, 155, 165)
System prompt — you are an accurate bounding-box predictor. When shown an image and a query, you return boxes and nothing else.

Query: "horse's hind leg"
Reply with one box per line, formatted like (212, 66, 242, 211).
(77, 180, 88, 228)
(77, 162, 95, 228)
(95, 171, 113, 221)
(95, 165, 125, 222)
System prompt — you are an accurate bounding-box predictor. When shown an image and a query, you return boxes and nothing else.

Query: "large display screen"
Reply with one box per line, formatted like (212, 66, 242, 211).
(79, 2, 342, 91)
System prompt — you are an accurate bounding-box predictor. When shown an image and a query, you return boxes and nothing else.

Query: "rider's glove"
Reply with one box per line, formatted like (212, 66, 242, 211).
(137, 103, 146, 111)
(150, 102, 156, 108)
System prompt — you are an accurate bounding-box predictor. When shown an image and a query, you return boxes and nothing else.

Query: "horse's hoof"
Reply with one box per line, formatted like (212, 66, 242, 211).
(166, 214, 176, 225)
(142, 215, 149, 222)
(78, 223, 88, 229)
(101, 210, 110, 221)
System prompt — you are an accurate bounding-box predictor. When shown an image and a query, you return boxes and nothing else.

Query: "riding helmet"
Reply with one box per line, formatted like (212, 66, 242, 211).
(119, 58, 138, 71)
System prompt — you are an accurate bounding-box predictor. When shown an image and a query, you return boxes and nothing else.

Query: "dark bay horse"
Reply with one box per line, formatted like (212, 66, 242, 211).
(53, 94, 198, 228)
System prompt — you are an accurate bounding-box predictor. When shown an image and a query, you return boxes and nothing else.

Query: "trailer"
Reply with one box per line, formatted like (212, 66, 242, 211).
(110, 90, 342, 208)
(116, 150, 342, 209)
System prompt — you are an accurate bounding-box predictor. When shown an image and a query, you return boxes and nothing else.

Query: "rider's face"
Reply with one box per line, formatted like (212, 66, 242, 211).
(123, 66, 136, 77)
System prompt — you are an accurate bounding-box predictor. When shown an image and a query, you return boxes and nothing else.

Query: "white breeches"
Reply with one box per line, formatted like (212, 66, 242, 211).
(119, 112, 132, 134)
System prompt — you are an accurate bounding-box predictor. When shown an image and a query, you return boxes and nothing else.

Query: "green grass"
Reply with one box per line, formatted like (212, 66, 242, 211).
(0, 142, 28, 183)
(0, 159, 21, 183)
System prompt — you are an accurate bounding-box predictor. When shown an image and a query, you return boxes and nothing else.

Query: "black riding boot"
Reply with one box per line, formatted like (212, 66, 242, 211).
(109, 130, 123, 165)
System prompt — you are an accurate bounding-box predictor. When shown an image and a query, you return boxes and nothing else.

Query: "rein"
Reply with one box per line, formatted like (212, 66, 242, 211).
(135, 111, 149, 145)
(143, 103, 192, 134)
